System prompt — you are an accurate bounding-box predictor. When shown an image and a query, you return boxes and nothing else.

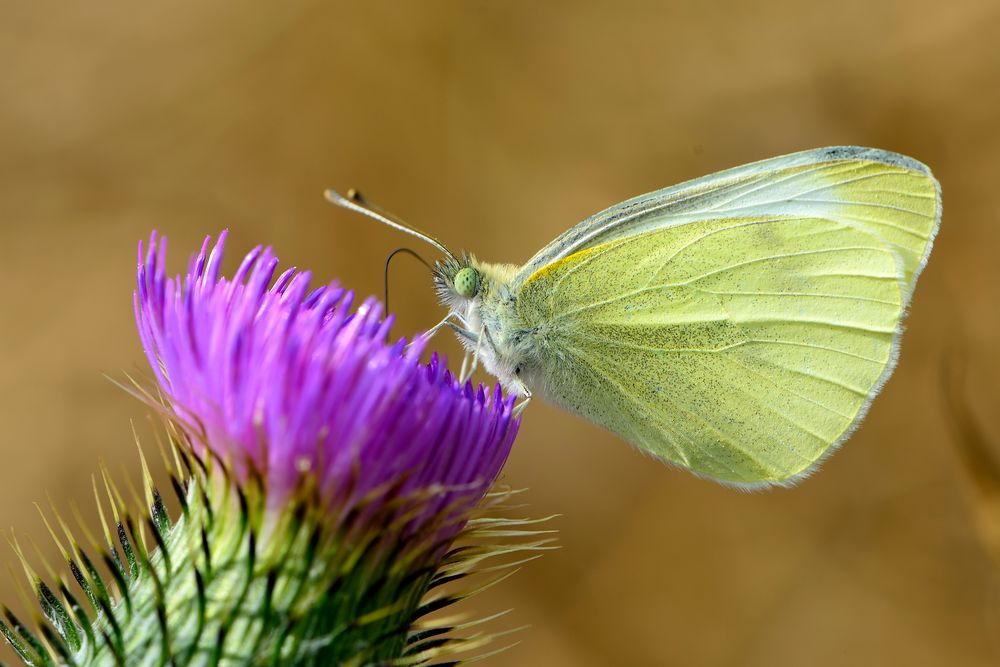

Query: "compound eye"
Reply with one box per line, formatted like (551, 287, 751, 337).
(453, 267, 479, 298)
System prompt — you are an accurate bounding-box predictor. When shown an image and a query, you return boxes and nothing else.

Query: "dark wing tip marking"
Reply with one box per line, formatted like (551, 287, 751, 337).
(817, 146, 933, 177)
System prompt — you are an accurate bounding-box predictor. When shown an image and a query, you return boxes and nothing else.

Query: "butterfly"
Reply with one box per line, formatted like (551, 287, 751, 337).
(327, 146, 941, 488)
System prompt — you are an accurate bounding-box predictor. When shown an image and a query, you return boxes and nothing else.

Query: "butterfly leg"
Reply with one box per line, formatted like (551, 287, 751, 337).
(455, 324, 486, 384)
(413, 312, 469, 347)
(459, 348, 472, 382)
(513, 386, 532, 417)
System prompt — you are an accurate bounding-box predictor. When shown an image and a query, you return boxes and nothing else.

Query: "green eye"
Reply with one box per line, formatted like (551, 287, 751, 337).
(453, 267, 479, 298)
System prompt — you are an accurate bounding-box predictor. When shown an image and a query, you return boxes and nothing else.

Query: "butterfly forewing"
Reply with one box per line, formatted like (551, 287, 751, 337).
(517, 147, 938, 304)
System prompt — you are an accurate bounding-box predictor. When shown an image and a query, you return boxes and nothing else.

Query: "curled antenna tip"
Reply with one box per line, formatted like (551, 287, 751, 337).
(324, 188, 368, 207)
(323, 188, 347, 205)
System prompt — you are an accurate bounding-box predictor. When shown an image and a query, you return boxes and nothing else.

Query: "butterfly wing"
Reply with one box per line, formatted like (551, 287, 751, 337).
(517, 146, 938, 305)
(513, 147, 940, 486)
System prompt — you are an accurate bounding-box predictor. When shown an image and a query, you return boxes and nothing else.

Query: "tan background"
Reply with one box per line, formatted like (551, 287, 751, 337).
(3, 1, 1000, 665)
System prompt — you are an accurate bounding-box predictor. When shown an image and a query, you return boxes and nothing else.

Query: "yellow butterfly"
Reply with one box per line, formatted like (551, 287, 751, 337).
(327, 146, 941, 488)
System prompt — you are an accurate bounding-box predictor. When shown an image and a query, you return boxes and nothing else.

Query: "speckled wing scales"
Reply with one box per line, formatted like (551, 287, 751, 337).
(515, 148, 940, 486)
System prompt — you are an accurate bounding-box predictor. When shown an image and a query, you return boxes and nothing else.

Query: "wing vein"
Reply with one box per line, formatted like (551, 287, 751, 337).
(698, 287, 899, 306)
(734, 317, 895, 334)
(703, 354, 838, 450)
(763, 361, 870, 397)
(702, 164, 848, 212)
(569, 329, 889, 365)
(750, 170, 897, 200)
(837, 213, 934, 240)
(743, 339, 887, 365)
(680, 246, 889, 286)
(806, 271, 898, 279)
(791, 198, 926, 217)
(641, 216, 809, 289)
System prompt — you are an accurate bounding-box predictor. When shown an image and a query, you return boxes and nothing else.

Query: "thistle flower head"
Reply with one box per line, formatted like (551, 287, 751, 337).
(134, 231, 518, 528)
(2, 231, 546, 666)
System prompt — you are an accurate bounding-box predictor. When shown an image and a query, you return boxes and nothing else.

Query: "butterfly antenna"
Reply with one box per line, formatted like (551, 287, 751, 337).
(384, 247, 432, 312)
(324, 188, 459, 263)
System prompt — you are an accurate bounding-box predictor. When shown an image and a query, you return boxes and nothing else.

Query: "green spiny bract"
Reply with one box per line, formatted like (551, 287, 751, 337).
(1, 434, 555, 666)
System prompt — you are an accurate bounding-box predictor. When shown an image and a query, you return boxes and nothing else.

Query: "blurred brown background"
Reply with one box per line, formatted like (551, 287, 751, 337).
(2, 1, 1000, 664)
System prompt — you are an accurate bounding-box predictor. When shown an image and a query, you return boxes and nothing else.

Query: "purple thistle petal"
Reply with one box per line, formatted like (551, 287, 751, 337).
(134, 232, 518, 536)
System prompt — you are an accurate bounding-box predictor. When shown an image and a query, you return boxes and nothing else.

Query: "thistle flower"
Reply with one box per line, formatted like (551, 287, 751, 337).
(135, 230, 517, 533)
(2, 232, 550, 666)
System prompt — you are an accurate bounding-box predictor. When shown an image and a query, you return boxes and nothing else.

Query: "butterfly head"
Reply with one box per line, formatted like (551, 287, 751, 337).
(433, 254, 482, 308)
(453, 267, 480, 298)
